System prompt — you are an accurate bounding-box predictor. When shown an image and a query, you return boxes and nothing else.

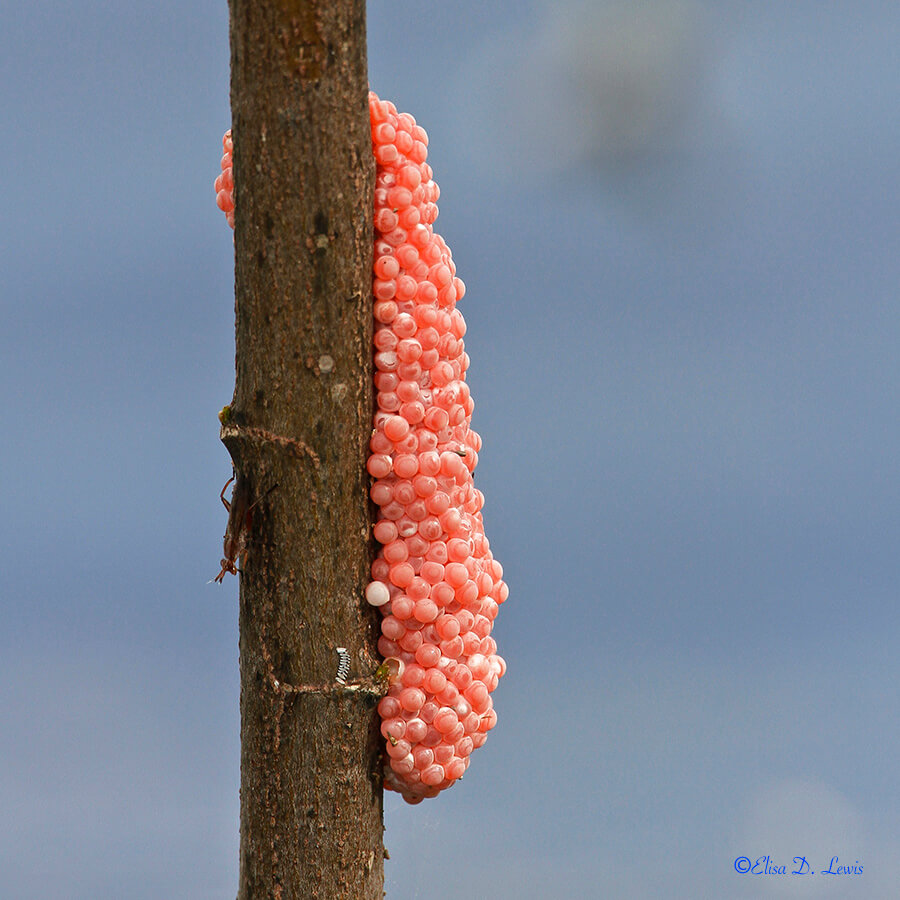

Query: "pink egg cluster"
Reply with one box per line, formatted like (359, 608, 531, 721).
(365, 91, 507, 802)
(215, 91, 507, 803)
(214, 130, 235, 228)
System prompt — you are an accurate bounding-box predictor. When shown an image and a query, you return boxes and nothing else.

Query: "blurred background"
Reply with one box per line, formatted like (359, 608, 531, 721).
(2, 1, 898, 897)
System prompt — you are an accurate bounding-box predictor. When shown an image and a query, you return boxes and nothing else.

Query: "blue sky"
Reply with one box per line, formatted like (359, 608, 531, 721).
(2, 2, 898, 897)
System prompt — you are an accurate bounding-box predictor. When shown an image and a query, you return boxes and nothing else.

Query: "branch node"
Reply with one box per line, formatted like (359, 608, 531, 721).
(220, 422, 321, 467)
(270, 676, 384, 699)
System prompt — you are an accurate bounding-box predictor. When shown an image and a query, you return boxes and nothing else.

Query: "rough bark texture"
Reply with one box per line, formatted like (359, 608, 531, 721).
(224, 1, 382, 897)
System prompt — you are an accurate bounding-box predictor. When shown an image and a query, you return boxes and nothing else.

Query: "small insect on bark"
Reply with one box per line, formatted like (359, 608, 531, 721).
(214, 470, 277, 583)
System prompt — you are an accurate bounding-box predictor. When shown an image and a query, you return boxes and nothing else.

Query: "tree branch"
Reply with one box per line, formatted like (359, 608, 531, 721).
(226, 1, 382, 896)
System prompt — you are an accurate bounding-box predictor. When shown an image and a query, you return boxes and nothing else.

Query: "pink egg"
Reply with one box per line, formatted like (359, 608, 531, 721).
(420, 764, 445, 787)
(399, 687, 426, 713)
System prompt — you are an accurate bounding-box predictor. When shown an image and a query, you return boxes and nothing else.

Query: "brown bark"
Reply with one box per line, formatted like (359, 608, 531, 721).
(224, 1, 382, 897)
